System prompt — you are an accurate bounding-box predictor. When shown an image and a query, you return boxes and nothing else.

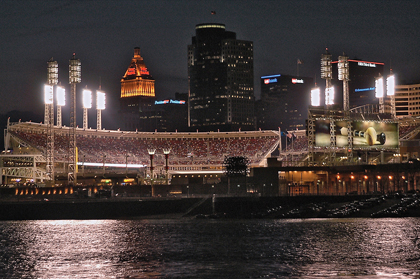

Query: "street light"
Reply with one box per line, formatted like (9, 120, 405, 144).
(102, 155, 106, 176)
(148, 149, 156, 196)
(125, 155, 130, 177)
(163, 148, 171, 185)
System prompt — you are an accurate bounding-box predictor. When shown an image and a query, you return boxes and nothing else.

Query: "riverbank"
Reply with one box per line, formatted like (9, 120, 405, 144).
(0, 193, 419, 220)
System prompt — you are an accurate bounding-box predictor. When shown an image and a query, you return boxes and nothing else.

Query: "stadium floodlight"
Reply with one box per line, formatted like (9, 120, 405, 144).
(320, 49, 332, 80)
(83, 89, 92, 109)
(96, 90, 106, 110)
(386, 75, 395, 96)
(56, 86, 66, 106)
(325, 86, 335, 106)
(47, 59, 58, 85)
(311, 88, 321, 106)
(82, 88, 92, 129)
(44, 84, 54, 104)
(337, 55, 349, 81)
(375, 77, 384, 98)
(69, 55, 81, 84)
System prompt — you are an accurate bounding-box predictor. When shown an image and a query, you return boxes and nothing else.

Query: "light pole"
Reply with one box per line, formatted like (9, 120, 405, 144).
(163, 149, 170, 185)
(148, 149, 156, 196)
(125, 155, 129, 178)
(102, 155, 106, 177)
(82, 155, 85, 177)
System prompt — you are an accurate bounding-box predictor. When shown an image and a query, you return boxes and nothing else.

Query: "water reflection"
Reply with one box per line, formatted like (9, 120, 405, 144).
(0, 218, 419, 278)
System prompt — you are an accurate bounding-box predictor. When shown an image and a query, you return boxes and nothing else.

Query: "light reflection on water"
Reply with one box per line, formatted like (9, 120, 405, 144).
(0, 218, 419, 278)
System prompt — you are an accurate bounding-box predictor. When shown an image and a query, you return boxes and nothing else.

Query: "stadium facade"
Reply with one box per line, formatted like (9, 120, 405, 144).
(188, 23, 255, 131)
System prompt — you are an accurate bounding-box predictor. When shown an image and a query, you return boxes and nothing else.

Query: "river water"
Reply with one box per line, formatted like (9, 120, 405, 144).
(0, 218, 419, 278)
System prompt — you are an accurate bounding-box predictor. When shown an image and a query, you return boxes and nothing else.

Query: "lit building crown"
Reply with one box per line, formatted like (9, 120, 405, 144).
(121, 47, 155, 98)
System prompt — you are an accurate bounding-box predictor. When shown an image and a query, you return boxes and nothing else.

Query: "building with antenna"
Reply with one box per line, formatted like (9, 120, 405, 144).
(188, 23, 255, 131)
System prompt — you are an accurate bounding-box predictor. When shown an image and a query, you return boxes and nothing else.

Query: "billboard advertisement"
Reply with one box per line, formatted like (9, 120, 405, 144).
(314, 120, 399, 149)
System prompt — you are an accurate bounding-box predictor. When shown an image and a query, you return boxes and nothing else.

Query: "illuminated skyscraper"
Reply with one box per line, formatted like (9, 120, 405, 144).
(188, 23, 255, 131)
(121, 47, 155, 98)
(120, 47, 158, 131)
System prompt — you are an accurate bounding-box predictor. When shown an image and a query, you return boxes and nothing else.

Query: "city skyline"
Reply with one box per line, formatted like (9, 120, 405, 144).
(1, 0, 420, 129)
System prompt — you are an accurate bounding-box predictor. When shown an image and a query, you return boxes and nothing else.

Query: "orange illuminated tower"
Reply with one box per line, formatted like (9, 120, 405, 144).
(121, 47, 155, 98)
(120, 47, 160, 131)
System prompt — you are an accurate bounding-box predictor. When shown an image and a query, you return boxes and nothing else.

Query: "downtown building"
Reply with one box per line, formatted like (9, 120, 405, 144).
(120, 47, 158, 131)
(332, 58, 384, 109)
(394, 83, 420, 118)
(188, 23, 255, 131)
(256, 74, 313, 131)
(119, 48, 189, 132)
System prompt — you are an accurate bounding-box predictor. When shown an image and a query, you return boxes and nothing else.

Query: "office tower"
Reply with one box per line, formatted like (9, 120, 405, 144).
(188, 23, 255, 131)
(257, 74, 313, 131)
(332, 59, 384, 109)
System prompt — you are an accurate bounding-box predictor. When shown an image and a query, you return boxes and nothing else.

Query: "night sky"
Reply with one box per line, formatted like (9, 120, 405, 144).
(1, 0, 419, 129)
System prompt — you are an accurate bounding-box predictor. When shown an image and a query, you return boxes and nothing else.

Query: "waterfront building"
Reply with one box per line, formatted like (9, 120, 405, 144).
(188, 23, 255, 131)
(257, 74, 313, 131)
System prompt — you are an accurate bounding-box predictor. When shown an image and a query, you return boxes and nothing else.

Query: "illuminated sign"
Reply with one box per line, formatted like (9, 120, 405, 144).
(264, 78, 277, 84)
(155, 99, 185, 105)
(358, 62, 376, 67)
(261, 74, 281, 78)
(291, 78, 304, 84)
(355, 87, 375, 92)
(127, 67, 136, 75)
(170, 99, 185, 104)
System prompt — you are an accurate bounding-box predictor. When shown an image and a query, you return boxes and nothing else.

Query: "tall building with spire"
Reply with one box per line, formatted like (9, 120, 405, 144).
(121, 47, 155, 98)
(188, 23, 255, 131)
(120, 47, 160, 131)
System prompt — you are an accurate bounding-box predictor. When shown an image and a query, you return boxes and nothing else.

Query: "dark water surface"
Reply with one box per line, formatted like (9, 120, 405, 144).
(0, 218, 419, 278)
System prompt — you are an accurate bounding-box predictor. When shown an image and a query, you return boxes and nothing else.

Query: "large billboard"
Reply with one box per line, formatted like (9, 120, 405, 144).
(315, 120, 399, 149)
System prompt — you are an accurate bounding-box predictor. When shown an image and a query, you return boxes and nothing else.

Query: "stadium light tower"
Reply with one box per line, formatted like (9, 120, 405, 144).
(68, 54, 81, 185)
(338, 53, 352, 163)
(387, 74, 396, 118)
(321, 48, 333, 106)
(82, 88, 92, 129)
(96, 90, 106, 130)
(56, 85, 65, 128)
(375, 76, 384, 114)
(45, 58, 58, 184)
(338, 54, 349, 111)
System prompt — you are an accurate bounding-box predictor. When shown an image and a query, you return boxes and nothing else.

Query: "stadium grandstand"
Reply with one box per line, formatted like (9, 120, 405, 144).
(1, 119, 279, 185)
